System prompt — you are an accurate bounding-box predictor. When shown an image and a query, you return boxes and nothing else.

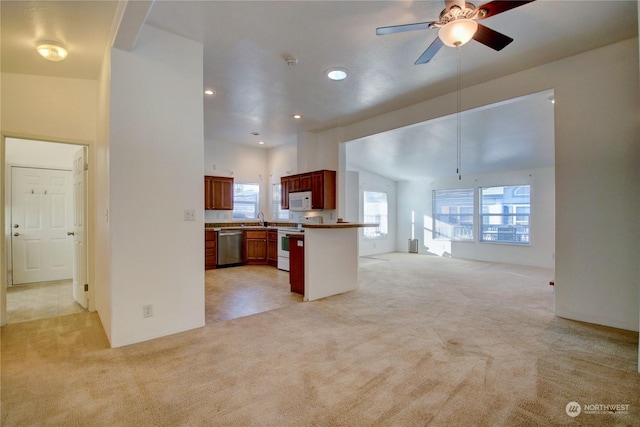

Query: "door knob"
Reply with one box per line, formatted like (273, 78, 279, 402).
(67, 231, 75, 236)
(13, 232, 20, 237)
(13, 224, 19, 228)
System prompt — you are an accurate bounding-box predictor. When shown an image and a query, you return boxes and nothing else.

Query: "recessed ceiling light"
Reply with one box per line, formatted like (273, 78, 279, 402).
(36, 42, 68, 61)
(259, 141, 265, 145)
(204, 89, 216, 96)
(326, 68, 348, 81)
(293, 114, 302, 119)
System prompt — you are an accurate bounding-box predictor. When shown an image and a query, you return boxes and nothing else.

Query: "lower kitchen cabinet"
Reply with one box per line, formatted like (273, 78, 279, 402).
(289, 235, 305, 295)
(244, 229, 268, 265)
(267, 229, 278, 267)
(205, 230, 217, 270)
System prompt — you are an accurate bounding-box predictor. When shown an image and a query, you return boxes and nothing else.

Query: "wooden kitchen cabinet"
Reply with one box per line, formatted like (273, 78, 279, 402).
(299, 173, 312, 191)
(205, 230, 217, 270)
(244, 229, 268, 265)
(311, 170, 336, 209)
(204, 176, 233, 210)
(288, 175, 300, 193)
(280, 170, 336, 210)
(289, 234, 305, 295)
(267, 229, 278, 267)
(280, 177, 290, 209)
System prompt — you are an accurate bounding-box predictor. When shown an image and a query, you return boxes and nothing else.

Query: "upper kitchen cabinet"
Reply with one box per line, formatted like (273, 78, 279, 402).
(311, 170, 336, 209)
(205, 176, 233, 210)
(281, 177, 290, 209)
(299, 174, 312, 191)
(281, 170, 336, 210)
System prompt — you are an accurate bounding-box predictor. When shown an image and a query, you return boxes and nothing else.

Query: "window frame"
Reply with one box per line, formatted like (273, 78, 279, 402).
(363, 190, 388, 239)
(432, 188, 475, 241)
(271, 183, 289, 221)
(479, 184, 531, 245)
(232, 182, 260, 220)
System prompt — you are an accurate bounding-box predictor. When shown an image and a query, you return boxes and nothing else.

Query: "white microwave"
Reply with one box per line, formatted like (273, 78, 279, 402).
(289, 191, 312, 211)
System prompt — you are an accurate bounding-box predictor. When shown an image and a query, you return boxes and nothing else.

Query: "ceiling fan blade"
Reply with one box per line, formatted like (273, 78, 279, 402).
(475, 0, 535, 20)
(376, 21, 434, 36)
(415, 37, 445, 65)
(473, 23, 513, 51)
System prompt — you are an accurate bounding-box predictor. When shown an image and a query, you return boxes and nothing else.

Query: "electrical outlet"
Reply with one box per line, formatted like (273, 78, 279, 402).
(143, 304, 153, 318)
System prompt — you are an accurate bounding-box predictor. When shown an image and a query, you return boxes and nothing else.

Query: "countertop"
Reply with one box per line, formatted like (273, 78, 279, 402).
(302, 223, 378, 229)
(205, 225, 302, 232)
(205, 223, 377, 231)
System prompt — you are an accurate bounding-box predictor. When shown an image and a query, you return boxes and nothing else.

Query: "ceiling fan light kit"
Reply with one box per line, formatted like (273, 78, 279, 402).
(439, 19, 478, 47)
(376, 0, 535, 64)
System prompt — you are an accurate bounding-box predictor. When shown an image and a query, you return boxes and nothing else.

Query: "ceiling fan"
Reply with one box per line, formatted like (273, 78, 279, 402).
(376, 0, 535, 64)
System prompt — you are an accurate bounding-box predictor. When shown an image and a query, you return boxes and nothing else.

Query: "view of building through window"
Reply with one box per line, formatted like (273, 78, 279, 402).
(271, 183, 289, 220)
(432, 188, 474, 241)
(480, 185, 530, 244)
(363, 191, 388, 238)
(232, 183, 259, 219)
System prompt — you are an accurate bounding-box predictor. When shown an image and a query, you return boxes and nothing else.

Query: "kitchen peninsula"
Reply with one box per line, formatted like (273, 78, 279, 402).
(300, 223, 377, 301)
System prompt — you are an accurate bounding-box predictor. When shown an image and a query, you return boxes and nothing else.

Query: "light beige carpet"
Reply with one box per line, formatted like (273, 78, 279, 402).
(2, 253, 639, 426)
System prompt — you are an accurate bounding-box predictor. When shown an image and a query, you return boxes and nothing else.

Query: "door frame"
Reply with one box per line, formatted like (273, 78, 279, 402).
(1, 133, 94, 325)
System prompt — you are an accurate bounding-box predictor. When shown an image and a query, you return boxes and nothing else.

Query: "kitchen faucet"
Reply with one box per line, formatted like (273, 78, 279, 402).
(257, 211, 265, 226)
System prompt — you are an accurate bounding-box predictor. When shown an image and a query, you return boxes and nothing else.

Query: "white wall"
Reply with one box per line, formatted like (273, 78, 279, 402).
(203, 139, 269, 222)
(397, 167, 555, 268)
(313, 38, 640, 332)
(109, 25, 204, 347)
(95, 39, 112, 341)
(346, 167, 398, 256)
(1, 73, 97, 143)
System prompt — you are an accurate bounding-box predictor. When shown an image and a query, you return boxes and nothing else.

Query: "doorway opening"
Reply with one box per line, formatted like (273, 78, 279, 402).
(3, 137, 90, 324)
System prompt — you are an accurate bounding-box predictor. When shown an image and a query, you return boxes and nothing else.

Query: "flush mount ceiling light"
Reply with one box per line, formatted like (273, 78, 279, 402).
(36, 42, 68, 61)
(293, 114, 302, 119)
(438, 19, 478, 47)
(326, 68, 348, 81)
(204, 89, 216, 96)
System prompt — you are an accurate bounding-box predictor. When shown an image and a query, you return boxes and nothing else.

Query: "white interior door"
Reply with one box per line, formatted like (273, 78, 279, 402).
(11, 167, 73, 284)
(72, 148, 89, 308)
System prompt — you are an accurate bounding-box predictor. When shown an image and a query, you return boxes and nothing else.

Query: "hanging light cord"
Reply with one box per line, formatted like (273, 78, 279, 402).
(456, 46, 462, 180)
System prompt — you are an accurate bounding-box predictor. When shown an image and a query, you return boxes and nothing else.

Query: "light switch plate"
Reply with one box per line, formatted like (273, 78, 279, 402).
(184, 209, 196, 221)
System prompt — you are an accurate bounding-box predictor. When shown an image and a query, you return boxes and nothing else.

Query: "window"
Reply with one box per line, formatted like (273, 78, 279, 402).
(363, 191, 388, 239)
(271, 183, 289, 220)
(232, 183, 259, 219)
(432, 188, 474, 241)
(479, 185, 530, 244)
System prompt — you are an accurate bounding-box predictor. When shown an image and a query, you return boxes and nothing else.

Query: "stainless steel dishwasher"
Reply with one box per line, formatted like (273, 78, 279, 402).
(217, 230, 243, 267)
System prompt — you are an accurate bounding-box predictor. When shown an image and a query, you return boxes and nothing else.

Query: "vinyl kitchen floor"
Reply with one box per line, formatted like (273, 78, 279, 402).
(6, 280, 86, 324)
(205, 265, 303, 323)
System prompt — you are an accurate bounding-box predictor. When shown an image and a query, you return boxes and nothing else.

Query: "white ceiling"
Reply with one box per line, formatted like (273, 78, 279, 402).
(1, 1, 637, 181)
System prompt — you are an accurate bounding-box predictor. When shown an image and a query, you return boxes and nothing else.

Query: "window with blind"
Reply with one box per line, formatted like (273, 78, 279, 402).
(363, 191, 388, 239)
(479, 185, 530, 244)
(271, 183, 289, 220)
(432, 188, 474, 241)
(232, 183, 259, 219)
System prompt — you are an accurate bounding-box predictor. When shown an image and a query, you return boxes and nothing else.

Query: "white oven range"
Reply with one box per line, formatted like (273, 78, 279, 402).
(277, 228, 303, 271)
